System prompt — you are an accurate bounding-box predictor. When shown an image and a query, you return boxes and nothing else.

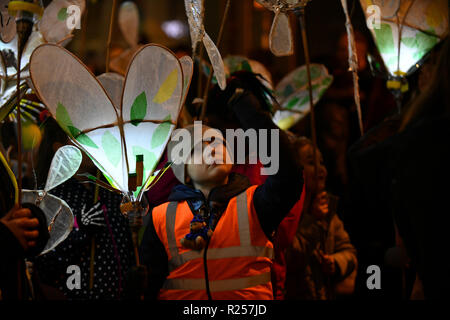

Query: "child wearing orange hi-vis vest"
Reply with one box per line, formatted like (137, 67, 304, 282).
(140, 80, 304, 300)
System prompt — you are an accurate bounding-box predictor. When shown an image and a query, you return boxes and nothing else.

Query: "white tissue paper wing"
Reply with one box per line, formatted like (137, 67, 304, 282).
(118, 1, 139, 48)
(22, 190, 74, 255)
(45, 145, 82, 192)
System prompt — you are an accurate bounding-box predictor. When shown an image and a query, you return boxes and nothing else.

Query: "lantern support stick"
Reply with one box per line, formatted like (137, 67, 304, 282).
(105, 0, 117, 73)
(199, 0, 231, 120)
(294, 6, 318, 186)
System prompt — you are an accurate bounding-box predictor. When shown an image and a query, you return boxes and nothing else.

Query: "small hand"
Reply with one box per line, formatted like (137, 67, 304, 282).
(0, 206, 39, 250)
(320, 252, 336, 276)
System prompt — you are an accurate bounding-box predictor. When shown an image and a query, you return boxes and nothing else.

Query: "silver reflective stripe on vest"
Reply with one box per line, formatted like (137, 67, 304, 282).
(236, 191, 251, 247)
(162, 272, 271, 292)
(165, 191, 274, 272)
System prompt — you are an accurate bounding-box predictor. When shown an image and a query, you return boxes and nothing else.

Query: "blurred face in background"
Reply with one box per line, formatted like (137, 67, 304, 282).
(298, 143, 327, 195)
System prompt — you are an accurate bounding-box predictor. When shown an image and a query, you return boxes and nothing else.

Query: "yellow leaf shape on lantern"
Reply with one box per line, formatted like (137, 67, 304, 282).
(152, 69, 178, 104)
(425, 0, 445, 29)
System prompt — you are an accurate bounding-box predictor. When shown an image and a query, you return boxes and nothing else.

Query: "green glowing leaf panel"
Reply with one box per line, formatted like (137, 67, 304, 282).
(273, 64, 333, 130)
(130, 91, 148, 126)
(360, 0, 448, 76)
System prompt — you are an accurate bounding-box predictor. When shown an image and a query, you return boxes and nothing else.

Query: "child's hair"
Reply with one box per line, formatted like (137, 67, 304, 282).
(293, 137, 314, 154)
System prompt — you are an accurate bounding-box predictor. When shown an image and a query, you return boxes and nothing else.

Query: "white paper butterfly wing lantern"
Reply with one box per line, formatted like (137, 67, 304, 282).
(0, 0, 16, 43)
(110, 1, 141, 76)
(121, 45, 185, 200)
(30, 44, 125, 191)
(184, 0, 226, 90)
(256, 0, 309, 56)
(22, 191, 73, 254)
(119, 1, 139, 49)
(39, 0, 86, 44)
(179, 55, 194, 104)
(45, 144, 83, 191)
(22, 145, 82, 255)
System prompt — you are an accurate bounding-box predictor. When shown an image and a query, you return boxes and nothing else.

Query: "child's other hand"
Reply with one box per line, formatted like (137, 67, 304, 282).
(320, 253, 336, 276)
(0, 206, 39, 250)
(312, 191, 329, 219)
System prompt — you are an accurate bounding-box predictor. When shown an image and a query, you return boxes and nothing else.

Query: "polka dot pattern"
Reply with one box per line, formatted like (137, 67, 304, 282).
(33, 178, 135, 300)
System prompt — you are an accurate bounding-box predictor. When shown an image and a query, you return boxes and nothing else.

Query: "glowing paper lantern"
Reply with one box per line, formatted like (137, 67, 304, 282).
(255, 0, 311, 56)
(184, 0, 226, 89)
(30, 44, 193, 203)
(360, 0, 448, 78)
(1, 0, 86, 112)
(0, 0, 16, 43)
(273, 64, 333, 130)
(22, 145, 82, 255)
(110, 1, 143, 76)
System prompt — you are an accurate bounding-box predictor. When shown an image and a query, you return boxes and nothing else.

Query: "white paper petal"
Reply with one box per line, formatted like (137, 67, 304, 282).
(179, 55, 194, 105)
(22, 190, 73, 255)
(203, 33, 226, 90)
(119, 1, 139, 48)
(269, 11, 294, 57)
(45, 145, 82, 192)
(39, 0, 86, 44)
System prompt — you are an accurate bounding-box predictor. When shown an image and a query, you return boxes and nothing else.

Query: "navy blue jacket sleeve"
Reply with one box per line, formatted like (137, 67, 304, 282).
(230, 91, 304, 238)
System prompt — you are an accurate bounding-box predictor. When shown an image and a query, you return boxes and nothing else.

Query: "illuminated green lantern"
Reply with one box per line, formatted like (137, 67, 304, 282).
(360, 0, 448, 92)
(30, 44, 193, 203)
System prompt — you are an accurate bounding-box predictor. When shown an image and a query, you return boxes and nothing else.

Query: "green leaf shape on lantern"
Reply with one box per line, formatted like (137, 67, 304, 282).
(69, 126, 99, 149)
(374, 23, 395, 55)
(241, 60, 252, 72)
(101, 131, 121, 167)
(152, 69, 178, 104)
(298, 95, 310, 106)
(55, 102, 73, 135)
(151, 115, 172, 149)
(322, 77, 333, 87)
(130, 91, 147, 126)
(414, 31, 439, 60)
(57, 8, 68, 21)
(285, 97, 300, 110)
(56, 102, 99, 149)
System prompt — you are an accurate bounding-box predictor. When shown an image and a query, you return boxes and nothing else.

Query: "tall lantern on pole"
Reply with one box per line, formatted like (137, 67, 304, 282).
(360, 0, 449, 111)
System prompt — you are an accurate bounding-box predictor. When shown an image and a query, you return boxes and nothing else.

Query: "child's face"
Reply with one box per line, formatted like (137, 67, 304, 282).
(186, 141, 233, 187)
(299, 144, 327, 194)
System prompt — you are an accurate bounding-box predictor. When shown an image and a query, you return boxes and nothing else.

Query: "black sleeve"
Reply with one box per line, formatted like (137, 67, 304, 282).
(139, 210, 169, 300)
(0, 221, 24, 259)
(230, 91, 304, 238)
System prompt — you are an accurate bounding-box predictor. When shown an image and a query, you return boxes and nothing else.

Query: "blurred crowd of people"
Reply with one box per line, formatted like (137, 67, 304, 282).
(1, 29, 449, 300)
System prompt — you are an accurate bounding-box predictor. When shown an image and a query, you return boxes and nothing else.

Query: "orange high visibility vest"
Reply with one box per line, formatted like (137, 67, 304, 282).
(152, 185, 274, 300)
